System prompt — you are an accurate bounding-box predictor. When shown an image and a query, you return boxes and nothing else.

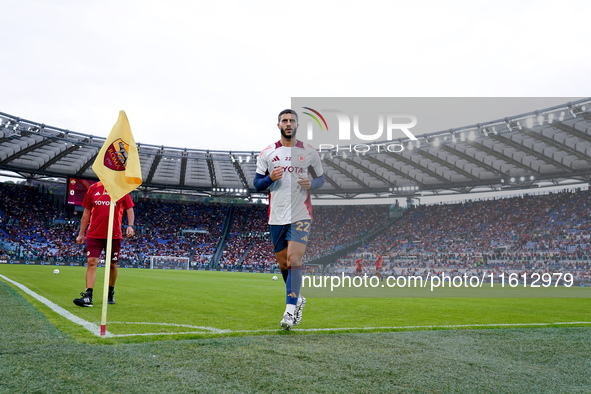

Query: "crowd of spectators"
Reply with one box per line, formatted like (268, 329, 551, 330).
(1, 182, 589, 281)
(330, 188, 591, 281)
(0, 183, 83, 261)
(219, 204, 276, 270)
(122, 199, 228, 266)
(304, 204, 392, 260)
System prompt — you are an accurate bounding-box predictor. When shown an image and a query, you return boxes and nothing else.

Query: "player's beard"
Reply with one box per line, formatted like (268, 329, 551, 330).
(281, 125, 297, 140)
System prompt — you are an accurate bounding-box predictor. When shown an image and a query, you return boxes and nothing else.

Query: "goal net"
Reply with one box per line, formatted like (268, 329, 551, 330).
(148, 256, 190, 270)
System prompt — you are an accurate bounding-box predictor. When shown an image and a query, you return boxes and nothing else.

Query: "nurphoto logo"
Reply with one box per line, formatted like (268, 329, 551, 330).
(302, 107, 418, 154)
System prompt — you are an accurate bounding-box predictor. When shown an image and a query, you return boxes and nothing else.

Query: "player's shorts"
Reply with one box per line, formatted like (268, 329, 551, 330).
(269, 220, 312, 253)
(86, 238, 121, 263)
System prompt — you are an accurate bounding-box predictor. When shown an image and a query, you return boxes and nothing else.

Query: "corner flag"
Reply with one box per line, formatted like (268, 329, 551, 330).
(92, 110, 142, 201)
(92, 111, 142, 336)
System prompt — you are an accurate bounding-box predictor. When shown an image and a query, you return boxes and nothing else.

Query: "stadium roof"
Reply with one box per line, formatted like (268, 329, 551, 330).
(1, 98, 590, 200)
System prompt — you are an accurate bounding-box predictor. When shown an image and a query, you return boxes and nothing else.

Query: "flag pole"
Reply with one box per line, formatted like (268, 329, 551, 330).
(100, 196, 116, 336)
(92, 110, 142, 337)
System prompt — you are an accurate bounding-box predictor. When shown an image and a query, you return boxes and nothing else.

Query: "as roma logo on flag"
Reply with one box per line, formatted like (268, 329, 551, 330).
(103, 138, 129, 171)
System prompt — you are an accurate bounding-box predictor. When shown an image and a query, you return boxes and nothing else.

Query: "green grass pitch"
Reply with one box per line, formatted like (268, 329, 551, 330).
(1, 264, 591, 392)
(1, 264, 590, 342)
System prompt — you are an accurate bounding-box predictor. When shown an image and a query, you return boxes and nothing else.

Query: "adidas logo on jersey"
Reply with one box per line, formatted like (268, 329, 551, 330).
(94, 192, 100, 196)
(272, 156, 280, 162)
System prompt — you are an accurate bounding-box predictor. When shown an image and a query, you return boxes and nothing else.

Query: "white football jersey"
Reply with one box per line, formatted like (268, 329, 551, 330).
(256, 140, 324, 225)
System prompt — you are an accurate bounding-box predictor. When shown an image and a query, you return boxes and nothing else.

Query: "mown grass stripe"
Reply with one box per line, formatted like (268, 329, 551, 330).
(0, 274, 108, 337)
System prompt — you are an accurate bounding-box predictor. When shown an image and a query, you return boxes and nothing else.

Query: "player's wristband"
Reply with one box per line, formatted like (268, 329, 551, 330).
(128, 225, 135, 229)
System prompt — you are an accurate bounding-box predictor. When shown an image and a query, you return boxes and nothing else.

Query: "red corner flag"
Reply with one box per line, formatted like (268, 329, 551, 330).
(92, 111, 142, 336)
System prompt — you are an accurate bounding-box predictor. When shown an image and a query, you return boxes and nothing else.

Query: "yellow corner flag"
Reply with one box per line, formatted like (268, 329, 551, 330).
(92, 110, 142, 336)
(92, 110, 142, 201)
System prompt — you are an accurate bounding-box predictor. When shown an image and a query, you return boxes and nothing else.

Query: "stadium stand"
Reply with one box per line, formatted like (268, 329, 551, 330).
(0, 183, 83, 261)
(0, 182, 589, 282)
(329, 188, 590, 282)
(123, 199, 229, 267)
(305, 204, 392, 260)
(219, 204, 275, 270)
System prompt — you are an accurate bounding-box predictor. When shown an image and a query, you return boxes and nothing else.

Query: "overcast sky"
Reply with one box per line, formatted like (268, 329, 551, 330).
(2, 0, 590, 153)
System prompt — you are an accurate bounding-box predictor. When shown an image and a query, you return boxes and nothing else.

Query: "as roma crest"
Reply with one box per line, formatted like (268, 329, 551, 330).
(103, 138, 129, 171)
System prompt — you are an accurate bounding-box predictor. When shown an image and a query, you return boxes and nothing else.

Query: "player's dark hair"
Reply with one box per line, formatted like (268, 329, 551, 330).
(278, 109, 298, 123)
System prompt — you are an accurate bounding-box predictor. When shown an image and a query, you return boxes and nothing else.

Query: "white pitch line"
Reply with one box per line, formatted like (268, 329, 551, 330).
(2, 274, 590, 338)
(109, 331, 224, 337)
(103, 320, 591, 337)
(203, 321, 591, 335)
(108, 321, 231, 334)
(0, 273, 111, 337)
